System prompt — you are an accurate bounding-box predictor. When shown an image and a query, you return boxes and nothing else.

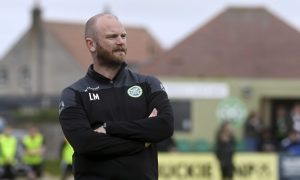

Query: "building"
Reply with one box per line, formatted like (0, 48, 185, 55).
(141, 7, 300, 149)
(0, 6, 163, 109)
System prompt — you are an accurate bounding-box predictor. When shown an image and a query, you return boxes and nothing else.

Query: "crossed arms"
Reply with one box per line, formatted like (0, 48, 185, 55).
(59, 88, 174, 158)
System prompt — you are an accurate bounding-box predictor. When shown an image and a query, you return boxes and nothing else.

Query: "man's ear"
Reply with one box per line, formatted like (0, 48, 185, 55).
(90, 46, 96, 51)
(86, 38, 96, 52)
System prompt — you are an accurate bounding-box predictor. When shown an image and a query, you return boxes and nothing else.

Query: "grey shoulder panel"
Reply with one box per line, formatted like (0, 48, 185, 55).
(145, 75, 166, 94)
(59, 87, 77, 114)
(59, 76, 91, 114)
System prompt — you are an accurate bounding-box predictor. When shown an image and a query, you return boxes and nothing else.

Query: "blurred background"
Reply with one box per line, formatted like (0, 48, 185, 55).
(1, 0, 300, 179)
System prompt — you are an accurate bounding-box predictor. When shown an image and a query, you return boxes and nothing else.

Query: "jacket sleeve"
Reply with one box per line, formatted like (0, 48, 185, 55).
(105, 76, 174, 143)
(59, 87, 146, 158)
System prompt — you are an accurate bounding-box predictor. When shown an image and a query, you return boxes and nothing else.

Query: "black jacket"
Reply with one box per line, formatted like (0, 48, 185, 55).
(59, 64, 174, 180)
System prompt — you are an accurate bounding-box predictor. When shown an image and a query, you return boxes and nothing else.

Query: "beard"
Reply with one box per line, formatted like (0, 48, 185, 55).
(95, 42, 127, 68)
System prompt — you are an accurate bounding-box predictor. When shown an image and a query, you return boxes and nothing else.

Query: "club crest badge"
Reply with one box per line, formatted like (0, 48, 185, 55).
(127, 85, 143, 98)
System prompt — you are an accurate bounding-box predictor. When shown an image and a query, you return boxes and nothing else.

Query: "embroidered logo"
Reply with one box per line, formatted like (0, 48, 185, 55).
(58, 101, 65, 114)
(84, 86, 100, 92)
(127, 85, 143, 98)
(89, 93, 100, 101)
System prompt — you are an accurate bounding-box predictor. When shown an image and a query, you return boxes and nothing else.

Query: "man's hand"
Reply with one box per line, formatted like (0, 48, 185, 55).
(94, 126, 106, 134)
(148, 108, 158, 118)
(144, 108, 158, 148)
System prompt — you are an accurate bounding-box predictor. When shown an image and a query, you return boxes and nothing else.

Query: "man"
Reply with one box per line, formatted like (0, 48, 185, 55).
(22, 125, 45, 179)
(0, 126, 18, 180)
(59, 13, 174, 180)
(215, 122, 235, 180)
(59, 137, 74, 180)
(281, 129, 300, 155)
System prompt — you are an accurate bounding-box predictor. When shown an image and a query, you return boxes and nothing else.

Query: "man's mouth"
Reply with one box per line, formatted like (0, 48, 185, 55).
(113, 48, 126, 53)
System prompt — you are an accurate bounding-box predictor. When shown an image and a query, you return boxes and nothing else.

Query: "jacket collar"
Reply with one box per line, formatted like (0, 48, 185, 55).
(87, 63, 127, 83)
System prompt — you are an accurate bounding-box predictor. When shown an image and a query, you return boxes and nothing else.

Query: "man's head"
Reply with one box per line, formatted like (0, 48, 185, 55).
(28, 125, 38, 137)
(85, 13, 127, 68)
(3, 126, 13, 136)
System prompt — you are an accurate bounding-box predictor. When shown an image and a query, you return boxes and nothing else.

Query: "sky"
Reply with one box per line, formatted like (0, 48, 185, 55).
(1, 0, 300, 58)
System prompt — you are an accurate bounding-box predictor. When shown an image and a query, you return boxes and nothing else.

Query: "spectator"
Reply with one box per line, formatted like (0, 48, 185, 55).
(60, 137, 74, 180)
(289, 104, 300, 136)
(281, 129, 300, 155)
(0, 126, 18, 180)
(243, 111, 264, 151)
(22, 125, 45, 179)
(275, 106, 292, 141)
(215, 121, 236, 180)
(257, 128, 278, 152)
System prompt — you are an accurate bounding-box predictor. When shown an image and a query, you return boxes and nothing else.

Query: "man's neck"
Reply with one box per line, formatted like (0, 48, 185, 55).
(93, 63, 121, 80)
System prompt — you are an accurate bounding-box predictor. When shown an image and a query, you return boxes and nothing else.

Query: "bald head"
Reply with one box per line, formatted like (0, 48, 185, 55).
(84, 12, 127, 68)
(84, 13, 120, 40)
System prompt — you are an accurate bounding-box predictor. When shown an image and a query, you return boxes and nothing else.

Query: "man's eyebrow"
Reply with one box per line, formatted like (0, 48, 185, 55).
(105, 32, 127, 37)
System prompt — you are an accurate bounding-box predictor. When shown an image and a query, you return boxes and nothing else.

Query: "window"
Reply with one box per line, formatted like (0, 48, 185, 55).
(21, 67, 30, 82)
(20, 67, 31, 92)
(0, 69, 8, 85)
(170, 100, 191, 132)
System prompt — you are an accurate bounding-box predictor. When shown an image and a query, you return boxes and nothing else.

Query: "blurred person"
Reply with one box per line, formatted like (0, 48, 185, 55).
(59, 137, 74, 180)
(215, 121, 236, 180)
(0, 126, 18, 180)
(289, 104, 300, 135)
(257, 128, 278, 152)
(22, 125, 45, 179)
(281, 129, 300, 155)
(58, 12, 174, 180)
(275, 106, 292, 141)
(243, 111, 264, 151)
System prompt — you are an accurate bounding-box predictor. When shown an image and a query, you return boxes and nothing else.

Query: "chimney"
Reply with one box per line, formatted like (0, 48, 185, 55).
(30, 1, 45, 102)
(103, 4, 111, 14)
(32, 3, 42, 31)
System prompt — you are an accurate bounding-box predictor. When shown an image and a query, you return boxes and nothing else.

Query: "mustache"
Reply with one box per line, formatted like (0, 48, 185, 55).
(113, 47, 127, 52)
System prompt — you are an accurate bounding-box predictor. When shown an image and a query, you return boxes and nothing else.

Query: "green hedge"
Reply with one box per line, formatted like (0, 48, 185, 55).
(11, 108, 59, 123)
(44, 159, 61, 176)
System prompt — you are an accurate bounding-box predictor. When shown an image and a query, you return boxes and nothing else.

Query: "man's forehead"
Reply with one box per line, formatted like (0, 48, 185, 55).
(97, 17, 126, 34)
(105, 29, 126, 35)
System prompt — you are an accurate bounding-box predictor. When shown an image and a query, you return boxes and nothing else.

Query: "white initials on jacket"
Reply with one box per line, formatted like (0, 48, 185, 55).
(89, 93, 100, 101)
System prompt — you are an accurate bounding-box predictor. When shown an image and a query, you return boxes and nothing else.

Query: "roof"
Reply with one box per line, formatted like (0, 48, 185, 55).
(141, 7, 300, 78)
(45, 21, 163, 70)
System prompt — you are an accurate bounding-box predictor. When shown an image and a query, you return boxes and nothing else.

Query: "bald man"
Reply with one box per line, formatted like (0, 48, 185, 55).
(59, 13, 174, 180)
